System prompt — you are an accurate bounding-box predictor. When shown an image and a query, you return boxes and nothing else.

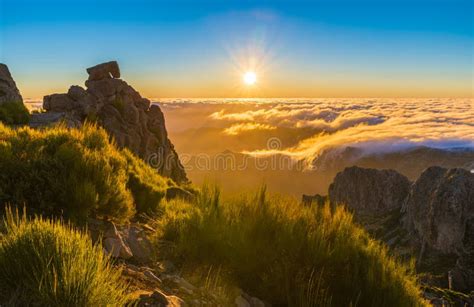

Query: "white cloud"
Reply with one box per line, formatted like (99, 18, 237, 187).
(223, 122, 276, 135)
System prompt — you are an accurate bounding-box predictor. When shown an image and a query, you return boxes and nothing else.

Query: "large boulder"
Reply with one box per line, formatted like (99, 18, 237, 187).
(328, 166, 411, 214)
(38, 61, 188, 184)
(0, 64, 23, 104)
(43, 93, 75, 112)
(86, 61, 121, 81)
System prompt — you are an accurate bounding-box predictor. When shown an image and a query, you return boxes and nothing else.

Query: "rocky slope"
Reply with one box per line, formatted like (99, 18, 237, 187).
(31, 61, 188, 184)
(87, 218, 265, 306)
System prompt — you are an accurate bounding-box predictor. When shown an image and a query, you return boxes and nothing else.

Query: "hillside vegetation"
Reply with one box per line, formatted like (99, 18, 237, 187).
(155, 186, 428, 306)
(0, 123, 176, 221)
(0, 123, 428, 306)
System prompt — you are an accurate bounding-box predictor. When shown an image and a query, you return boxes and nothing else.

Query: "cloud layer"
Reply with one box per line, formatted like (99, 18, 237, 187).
(201, 98, 474, 164)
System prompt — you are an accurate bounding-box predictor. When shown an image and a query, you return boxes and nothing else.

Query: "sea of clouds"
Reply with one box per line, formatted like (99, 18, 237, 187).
(159, 98, 474, 164)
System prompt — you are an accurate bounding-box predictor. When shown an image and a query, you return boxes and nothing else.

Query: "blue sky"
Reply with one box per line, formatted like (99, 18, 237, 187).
(0, 0, 472, 98)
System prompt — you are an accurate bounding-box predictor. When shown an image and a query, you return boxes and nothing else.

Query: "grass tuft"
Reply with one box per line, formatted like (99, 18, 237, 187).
(0, 207, 129, 306)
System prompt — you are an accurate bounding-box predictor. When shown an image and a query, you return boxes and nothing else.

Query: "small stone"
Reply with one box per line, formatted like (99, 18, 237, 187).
(104, 221, 120, 238)
(150, 290, 169, 305)
(249, 297, 265, 307)
(126, 226, 152, 263)
(235, 295, 251, 307)
(104, 237, 133, 259)
(167, 295, 186, 307)
(175, 276, 196, 292)
(144, 270, 162, 283)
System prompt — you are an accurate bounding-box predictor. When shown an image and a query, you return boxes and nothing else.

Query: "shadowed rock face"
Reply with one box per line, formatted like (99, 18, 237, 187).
(404, 166, 474, 291)
(404, 166, 474, 254)
(38, 61, 188, 184)
(0, 64, 23, 104)
(328, 166, 411, 214)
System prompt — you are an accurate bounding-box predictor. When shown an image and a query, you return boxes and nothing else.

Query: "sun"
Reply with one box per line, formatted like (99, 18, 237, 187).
(243, 71, 257, 85)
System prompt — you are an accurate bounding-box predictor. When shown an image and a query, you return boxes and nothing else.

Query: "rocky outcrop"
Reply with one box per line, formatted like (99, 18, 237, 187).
(403, 167, 474, 254)
(0, 64, 23, 104)
(403, 167, 474, 291)
(328, 166, 411, 214)
(35, 61, 187, 183)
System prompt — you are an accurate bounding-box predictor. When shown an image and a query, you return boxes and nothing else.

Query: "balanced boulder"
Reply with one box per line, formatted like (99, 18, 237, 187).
(86, 61, 120, 81)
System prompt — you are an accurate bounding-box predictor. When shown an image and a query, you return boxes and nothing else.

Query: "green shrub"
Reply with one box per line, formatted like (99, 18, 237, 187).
(0, 123, 171, 221)
(155, 186, 428, 306)
(0, 207, 129, 306)
(123, 149, 171, 213)
(0, 101, 30, 125)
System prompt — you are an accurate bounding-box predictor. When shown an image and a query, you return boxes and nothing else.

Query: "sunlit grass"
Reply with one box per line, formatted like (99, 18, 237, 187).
(0, 207, 129, 306)
(154, 185, 428, 306)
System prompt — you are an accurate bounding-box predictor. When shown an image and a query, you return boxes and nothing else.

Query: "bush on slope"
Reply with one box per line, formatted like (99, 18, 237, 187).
(0, 123, 175, 221)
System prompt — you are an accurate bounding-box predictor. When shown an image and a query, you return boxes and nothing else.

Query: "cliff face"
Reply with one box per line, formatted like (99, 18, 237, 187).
(327, 165, 474, 292)
(35, 61, 188, 184)
(403, 166, 474, 254)
(403, 167, 474, 291)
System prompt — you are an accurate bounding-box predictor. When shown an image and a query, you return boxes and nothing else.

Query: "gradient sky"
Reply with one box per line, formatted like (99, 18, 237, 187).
(0, 0, 472, 98)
